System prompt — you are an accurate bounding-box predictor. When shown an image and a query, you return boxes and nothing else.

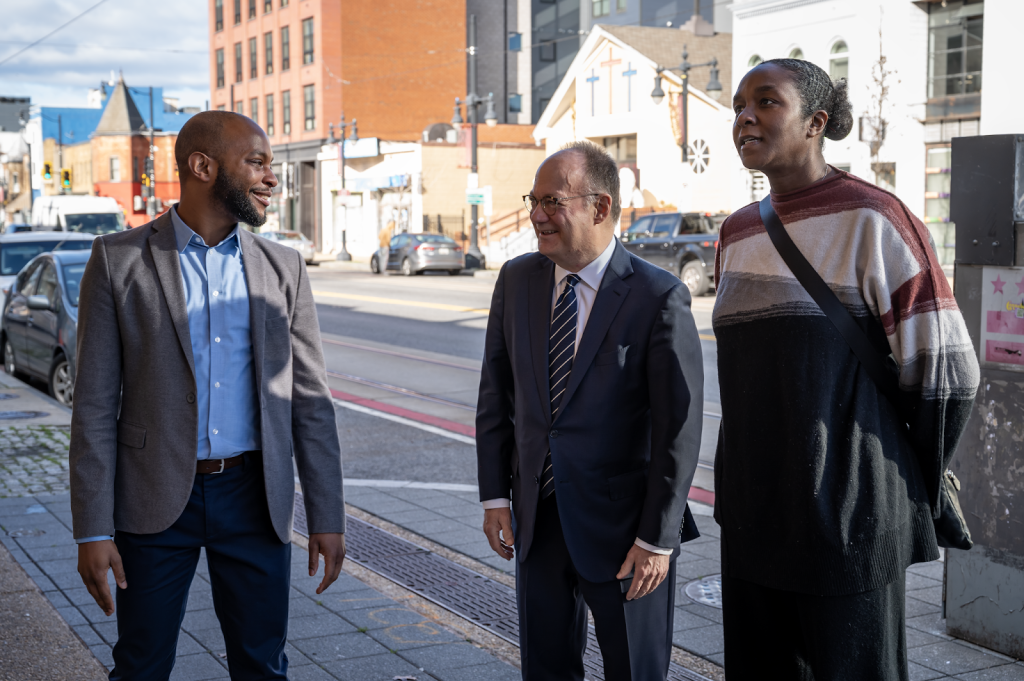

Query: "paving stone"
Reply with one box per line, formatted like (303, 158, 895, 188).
(674, 558, 721, 582)
(168, 653, 231, 681)
(907, 571, 943, 591)
(907, 594, 944, 618)
(290, 632, 391, 662)
(176, 631, 206, 656)
(401, 517, 471, 536)
(340, 605, 431, 632)
(289, 595, 327, 618)
(92, 620, 119, 644)
(350, 498, 420, 515)
(908, 627, 949, 649)
(377, 508, 446, 525)
(72, 623, 104, 646)
(676, 602, 724, 625)
(323, 651, 429, 681)
(23, 543, 78, 562)
(447, 541, 496, 560)
(287, 612, 359, 639)
(318, 589, 396, 614)
(673, 623, 724, 657)
(44, 590, 71, 609)
(55, 605, 89, 627)
(908, 561, 946, 582)
(912, 585, 945, 606)
(910, 661, 949, 681)
(679, 541, 720, 561)
(182, 608, 223, 631)
(956, 663, 1024, 680)
(188, 626, 227, 652)
(90, 643, 114, 667)
(366, 619, 463, 651)
(673, 606, 720, 631)
(284, 642, 314, 667)
(186, 588, 216, 611)
(432, 660, 522, 681)
(287, 665, 337, 681)
(909, 641, 1007, 676)
(400, 641, 501, 670)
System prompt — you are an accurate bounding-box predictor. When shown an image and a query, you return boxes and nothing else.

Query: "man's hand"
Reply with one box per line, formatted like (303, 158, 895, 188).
(616, 544, 670, 601)
(308, 532, 346, 595)
(483, 508, 515, 560)
(77, 540, 126, 616)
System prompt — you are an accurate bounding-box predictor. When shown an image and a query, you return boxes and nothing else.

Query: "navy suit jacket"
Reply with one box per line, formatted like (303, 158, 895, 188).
(476, 240, 704, 583)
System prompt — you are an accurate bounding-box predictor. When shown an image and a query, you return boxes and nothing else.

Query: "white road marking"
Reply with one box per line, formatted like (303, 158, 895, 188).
(332, 398, 475, 445)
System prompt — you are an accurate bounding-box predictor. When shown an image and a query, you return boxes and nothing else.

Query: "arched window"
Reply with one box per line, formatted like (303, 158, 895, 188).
(830, 40, 849, 81)
(789, 47, 804, 59)
(748, 54, 762, 68)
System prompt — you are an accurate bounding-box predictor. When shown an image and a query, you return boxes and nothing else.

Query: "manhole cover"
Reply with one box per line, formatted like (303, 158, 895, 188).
(0, 393, 19, 400)
(7, 529, 45, 537)
(684, 574, 723, 608)
(0, 411, 47, 419)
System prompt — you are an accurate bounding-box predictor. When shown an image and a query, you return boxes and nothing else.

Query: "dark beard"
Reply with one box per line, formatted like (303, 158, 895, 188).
(212, 171, 267, 227)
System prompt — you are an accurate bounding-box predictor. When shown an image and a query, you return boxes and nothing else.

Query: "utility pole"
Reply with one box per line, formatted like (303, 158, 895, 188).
(148, 87, 156, 217)
(468, 14, 480, 266)
(57, 115, 64, 195)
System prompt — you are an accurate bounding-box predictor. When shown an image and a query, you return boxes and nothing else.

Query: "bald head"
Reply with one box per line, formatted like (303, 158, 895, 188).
(175, 111, 265, 184)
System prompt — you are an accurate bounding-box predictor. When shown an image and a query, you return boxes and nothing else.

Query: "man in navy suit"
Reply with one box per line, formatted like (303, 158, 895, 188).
(476, 141, 704, 680)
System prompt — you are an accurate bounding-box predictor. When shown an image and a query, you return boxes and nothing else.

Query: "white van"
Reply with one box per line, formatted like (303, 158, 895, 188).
(31, 196, 126, 235)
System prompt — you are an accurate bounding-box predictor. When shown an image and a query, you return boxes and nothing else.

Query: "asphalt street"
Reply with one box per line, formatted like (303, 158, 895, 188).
(310, 265, 721, 492)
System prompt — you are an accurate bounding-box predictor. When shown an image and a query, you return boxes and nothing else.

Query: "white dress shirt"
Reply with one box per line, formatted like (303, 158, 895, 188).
(482, 237, 672, 555)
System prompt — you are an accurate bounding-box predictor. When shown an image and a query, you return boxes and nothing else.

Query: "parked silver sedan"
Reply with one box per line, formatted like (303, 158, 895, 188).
(376, 233, 465, 276)
(258, 230, 315, 264)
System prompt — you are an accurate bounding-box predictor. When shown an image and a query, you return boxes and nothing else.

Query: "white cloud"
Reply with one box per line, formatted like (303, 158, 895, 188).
(0, 0, 209, 108)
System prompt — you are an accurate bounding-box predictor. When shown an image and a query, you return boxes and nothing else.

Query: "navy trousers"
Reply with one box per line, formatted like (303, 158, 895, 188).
(110, 452, 291, 681)
(517, 496, 676, 681)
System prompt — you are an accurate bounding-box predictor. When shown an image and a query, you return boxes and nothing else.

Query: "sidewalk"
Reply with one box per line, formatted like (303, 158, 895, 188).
(342, 481, 1024, 681)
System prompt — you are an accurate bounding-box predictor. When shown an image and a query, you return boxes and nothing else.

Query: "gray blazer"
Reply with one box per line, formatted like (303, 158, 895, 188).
(69, 212, 344, 543)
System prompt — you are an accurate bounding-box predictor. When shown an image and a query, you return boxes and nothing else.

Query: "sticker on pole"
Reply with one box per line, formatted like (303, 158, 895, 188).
(466, 186, 491, 206)
(980, 265, 1024, 370)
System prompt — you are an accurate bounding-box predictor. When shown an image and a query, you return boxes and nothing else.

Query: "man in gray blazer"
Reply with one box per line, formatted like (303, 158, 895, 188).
(71, 111, 345, 679)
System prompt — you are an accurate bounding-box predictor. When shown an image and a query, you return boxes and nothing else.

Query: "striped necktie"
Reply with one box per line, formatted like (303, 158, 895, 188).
(540, 273, 581, 500)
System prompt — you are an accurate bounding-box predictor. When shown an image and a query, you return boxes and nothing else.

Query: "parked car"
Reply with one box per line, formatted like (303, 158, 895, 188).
(31, 195, 125, 234)
(1, 249, 90, 406)
(3, 223, 32, 234)
(621, 212, 721, 296)
(258, 230, 315, 264)
(372, 233, 464, 276)
(0, 232, 95, 313)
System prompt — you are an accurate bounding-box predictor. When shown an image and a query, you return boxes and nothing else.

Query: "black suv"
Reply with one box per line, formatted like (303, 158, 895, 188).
(621, 212, 722, 296)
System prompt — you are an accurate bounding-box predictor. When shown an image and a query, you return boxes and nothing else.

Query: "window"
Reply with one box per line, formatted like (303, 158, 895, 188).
(602, 135, 637, 162)
(281, 26, 290, 71)
(217, 104, 226, 111)
(748, 54, 762, 68)
(235, 100, 244, 115)
(215, 0, 223, 31)
(109, 156, 120, 182)
(829, 41, 848, 81)
(234, 42, 243, 83)
(233, 0, 241, 24)
(250, 97, 258, 123)
(249, 37, 258, 79)
(593, 0, 610, 17)
(539, 41, 555, 61)
(303, 84, 315, 130)
(38, 264, 58, 307)
(248, 0, 256, 18)
(302, 18, 314, 64)
(264, 32, 273, 75)
(508, 32, 521, 52)
(264, 0, 272, 11)
(508, 93, 522, 113)
(927, 1, 983, 100)
(617, 0, 626, 10)
(650, 215, 677, 238)
(789, 47, 804, 59)
(280, 0, 288, 6)
(282, 90, 291, 134)
(216, 48, 225, 88)
(265, 93, 275, 135)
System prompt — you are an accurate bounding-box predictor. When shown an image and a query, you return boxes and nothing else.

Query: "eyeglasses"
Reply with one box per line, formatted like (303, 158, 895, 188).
(523, 194, 598, 216)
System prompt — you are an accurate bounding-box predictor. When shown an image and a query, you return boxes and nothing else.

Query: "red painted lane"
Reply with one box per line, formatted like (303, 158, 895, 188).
(329, 388, 715, 506)
(330, 389, 476, 438)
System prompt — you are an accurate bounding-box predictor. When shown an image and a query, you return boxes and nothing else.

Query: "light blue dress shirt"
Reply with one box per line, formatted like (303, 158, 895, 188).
(78, 208, 262, 543)
(170, 206, 261, 460)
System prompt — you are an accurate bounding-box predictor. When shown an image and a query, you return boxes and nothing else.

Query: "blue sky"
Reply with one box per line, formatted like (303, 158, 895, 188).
(0, 0, 209, 109)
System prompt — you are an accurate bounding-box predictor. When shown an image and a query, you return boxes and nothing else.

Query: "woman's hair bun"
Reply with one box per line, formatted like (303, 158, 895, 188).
(825, 78, 854, 141)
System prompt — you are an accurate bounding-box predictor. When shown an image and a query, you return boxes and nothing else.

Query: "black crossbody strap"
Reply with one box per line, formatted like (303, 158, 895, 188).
(758, 196, 901, 405)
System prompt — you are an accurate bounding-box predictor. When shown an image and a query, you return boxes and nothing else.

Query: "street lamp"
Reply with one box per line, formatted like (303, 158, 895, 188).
(331, 113, 359, 261)
(451, 13, 497, 270)
(651, 45, 722, 163)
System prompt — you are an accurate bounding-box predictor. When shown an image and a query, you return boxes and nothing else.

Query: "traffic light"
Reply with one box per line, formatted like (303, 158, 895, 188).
(61, 169, 71, 189)
(42, 163, 52, 180)
(141, 173, 149, 188)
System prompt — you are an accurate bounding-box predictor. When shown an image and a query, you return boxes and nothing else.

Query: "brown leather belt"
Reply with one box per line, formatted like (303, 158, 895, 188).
(197, 455, 245, 474)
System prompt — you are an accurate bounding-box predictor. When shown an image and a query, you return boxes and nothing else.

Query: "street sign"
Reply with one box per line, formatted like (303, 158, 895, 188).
(342, 137, 379, 159)
(466, 186, 491, 206)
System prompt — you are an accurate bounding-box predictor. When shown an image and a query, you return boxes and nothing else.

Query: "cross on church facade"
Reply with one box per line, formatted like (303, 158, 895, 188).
(622, 62, 637, 112)
(586, 69, 600, 116)
(599, 48, 622, 114)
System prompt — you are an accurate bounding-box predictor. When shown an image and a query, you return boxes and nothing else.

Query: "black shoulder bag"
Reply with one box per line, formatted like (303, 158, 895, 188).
(758, 196, 972, 551)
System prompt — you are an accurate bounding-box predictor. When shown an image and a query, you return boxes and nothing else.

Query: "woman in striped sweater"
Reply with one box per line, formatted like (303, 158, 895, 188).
(713, 59, 979, 679)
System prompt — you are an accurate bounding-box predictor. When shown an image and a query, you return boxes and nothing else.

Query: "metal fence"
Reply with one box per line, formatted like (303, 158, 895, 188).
(423, 213, 468, 249)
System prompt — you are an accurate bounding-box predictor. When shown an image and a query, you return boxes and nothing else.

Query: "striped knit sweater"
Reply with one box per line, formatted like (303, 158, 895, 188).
(712, 170, 980, 596)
